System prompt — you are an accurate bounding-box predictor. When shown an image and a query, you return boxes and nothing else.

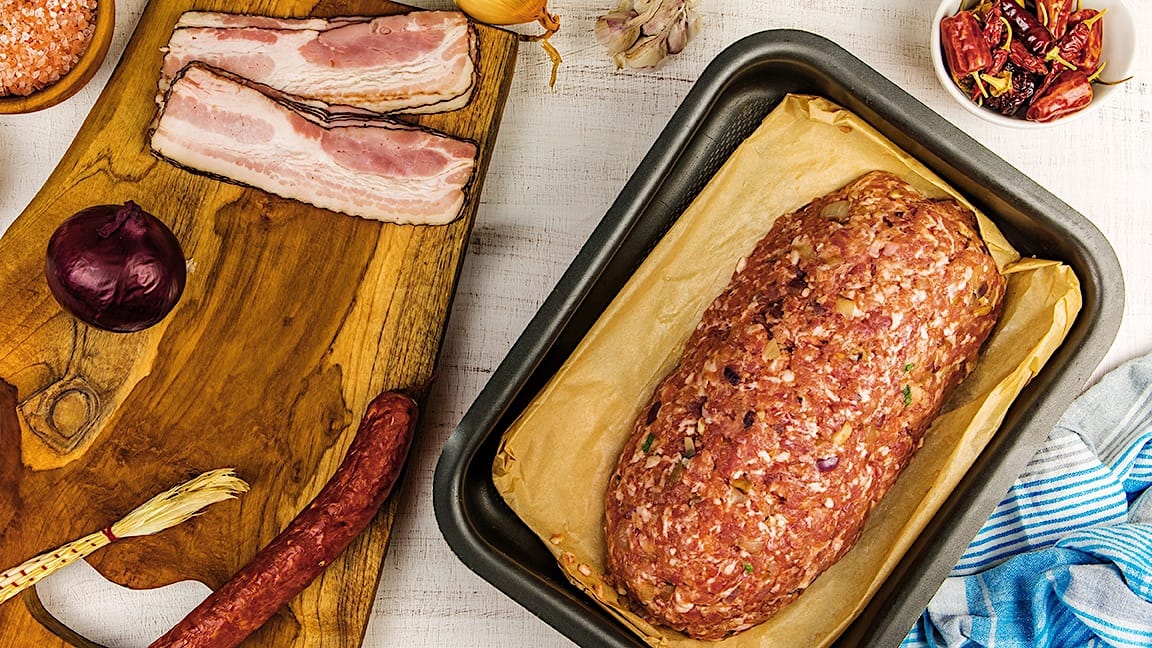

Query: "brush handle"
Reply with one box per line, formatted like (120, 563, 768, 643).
(0, 531, 110, 605)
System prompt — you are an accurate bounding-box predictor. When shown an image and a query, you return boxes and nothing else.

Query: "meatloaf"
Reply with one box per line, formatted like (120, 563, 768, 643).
(603, 171, 1006, 640)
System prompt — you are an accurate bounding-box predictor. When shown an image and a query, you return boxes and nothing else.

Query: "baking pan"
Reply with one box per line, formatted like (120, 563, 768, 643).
(433, 29, 1124, 647)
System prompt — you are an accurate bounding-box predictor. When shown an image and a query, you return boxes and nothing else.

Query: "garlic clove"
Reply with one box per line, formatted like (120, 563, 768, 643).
(623, 33, 669, 69)
(600, 8, 639, 25)
(631, 0, 656, 16)
(595, 11, 641, 54)
(685, 9, 701, 41)
(600, 26, 641, 56)
(665, 16, 689, 54)
(633, 0, 665, 27)
(641, 2, 679, 37)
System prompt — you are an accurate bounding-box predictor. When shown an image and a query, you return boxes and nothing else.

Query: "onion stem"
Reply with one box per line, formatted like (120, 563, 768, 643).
(519, 10, 561, 88)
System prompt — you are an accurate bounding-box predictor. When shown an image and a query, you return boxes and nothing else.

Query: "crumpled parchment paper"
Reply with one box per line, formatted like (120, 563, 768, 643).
(492, 94, 1082, 647)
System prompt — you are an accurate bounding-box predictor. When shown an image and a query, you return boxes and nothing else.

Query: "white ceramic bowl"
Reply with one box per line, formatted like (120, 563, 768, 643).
(930, 0, 1137, 128)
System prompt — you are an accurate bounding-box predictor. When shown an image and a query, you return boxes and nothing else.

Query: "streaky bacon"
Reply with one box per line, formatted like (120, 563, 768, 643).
(174, 12, 373, 31)
(159, 10, 476, 115)
(149, 63, 478, 225)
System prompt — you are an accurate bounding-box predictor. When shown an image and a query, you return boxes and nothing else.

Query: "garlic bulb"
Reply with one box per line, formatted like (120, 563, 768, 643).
(595, 0, 700, 70)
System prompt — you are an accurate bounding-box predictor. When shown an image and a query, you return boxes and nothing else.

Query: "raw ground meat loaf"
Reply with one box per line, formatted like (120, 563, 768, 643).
(603, 170, 1007, 640)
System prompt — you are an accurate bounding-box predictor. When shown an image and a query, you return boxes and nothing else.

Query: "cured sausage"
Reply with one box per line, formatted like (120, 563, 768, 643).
(604, 171, 1006, 639)
(150, 390, 418, 647)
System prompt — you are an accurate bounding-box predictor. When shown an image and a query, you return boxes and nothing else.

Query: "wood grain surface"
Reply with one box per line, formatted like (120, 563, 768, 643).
(0, 0, 517, 645)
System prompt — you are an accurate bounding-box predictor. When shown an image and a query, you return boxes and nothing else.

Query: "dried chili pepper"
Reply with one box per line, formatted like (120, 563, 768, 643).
(1037, 0, 1076, 40)
(967, 78, 985, 103)
(979, 2, 1012, 76)
(1033, 65, 1061, 99)
(1080, 8, 1106, 72)
(982, 2, 1006, 47)
(1026, 68, 1093, 122)
(941, 10, 994, 78)
(1068, 7, 1098, 23)
(987, 47, 1009, 76)
(1056, 20, 1092, 68)
(999, 0, 1054, 54)
(1009, 38, 1050, 75)
(980, 69, 1014, 97)
(1063, 9, 1105, 72)
(985, 63, 1039, 116)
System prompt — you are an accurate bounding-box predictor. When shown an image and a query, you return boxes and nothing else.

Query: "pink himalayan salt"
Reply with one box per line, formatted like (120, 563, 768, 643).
(1, 0, 98, 97)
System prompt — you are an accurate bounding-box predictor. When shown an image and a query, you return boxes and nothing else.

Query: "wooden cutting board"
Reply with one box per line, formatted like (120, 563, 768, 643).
(0, 0, 517, 645)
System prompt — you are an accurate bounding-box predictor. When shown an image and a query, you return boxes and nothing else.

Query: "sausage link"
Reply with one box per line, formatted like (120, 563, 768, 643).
(149, 390, 418, 648)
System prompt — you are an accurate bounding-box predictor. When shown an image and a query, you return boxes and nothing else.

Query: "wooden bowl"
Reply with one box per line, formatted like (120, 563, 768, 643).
(0, 0, 116, 114)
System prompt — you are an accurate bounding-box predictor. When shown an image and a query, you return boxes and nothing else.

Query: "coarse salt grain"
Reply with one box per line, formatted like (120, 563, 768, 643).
(1, 0, 98, 97)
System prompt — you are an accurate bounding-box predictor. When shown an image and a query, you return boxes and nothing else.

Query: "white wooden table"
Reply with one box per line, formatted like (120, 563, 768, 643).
(2, 1, 1149, 646)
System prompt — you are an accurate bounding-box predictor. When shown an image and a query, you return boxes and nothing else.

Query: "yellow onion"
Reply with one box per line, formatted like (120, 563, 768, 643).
(455, 0, 562, 87)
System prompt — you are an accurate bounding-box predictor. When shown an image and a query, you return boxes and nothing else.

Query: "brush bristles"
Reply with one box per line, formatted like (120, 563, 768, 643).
(112, 468, 249, 539)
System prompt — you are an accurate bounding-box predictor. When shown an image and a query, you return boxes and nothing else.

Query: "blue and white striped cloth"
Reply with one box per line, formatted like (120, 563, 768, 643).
(903, 354, 1152, 647)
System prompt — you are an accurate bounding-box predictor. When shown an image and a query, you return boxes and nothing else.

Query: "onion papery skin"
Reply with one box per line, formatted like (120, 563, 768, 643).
(45, 202, 187, 333)
(454, 0, 550, 26)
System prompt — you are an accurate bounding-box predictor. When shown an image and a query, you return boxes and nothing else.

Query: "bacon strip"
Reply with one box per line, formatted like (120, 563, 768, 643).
(159, 10, 477, 115)
(173, 12, 372, 31)
(150, 64, 478, 225)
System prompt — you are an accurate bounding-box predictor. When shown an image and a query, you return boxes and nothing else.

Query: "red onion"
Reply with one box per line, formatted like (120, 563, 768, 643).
(45, 201, 186, 333)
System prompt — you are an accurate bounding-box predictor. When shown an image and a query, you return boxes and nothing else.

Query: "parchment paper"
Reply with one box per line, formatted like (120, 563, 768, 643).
(491, 95, 1082, 647)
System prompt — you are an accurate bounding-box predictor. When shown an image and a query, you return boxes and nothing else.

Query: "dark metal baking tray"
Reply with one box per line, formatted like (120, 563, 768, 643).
(433, 29, 1124, 647)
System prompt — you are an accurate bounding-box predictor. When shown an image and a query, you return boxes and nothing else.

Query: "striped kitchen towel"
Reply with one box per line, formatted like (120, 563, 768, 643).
(903, 353, 1152, 647)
